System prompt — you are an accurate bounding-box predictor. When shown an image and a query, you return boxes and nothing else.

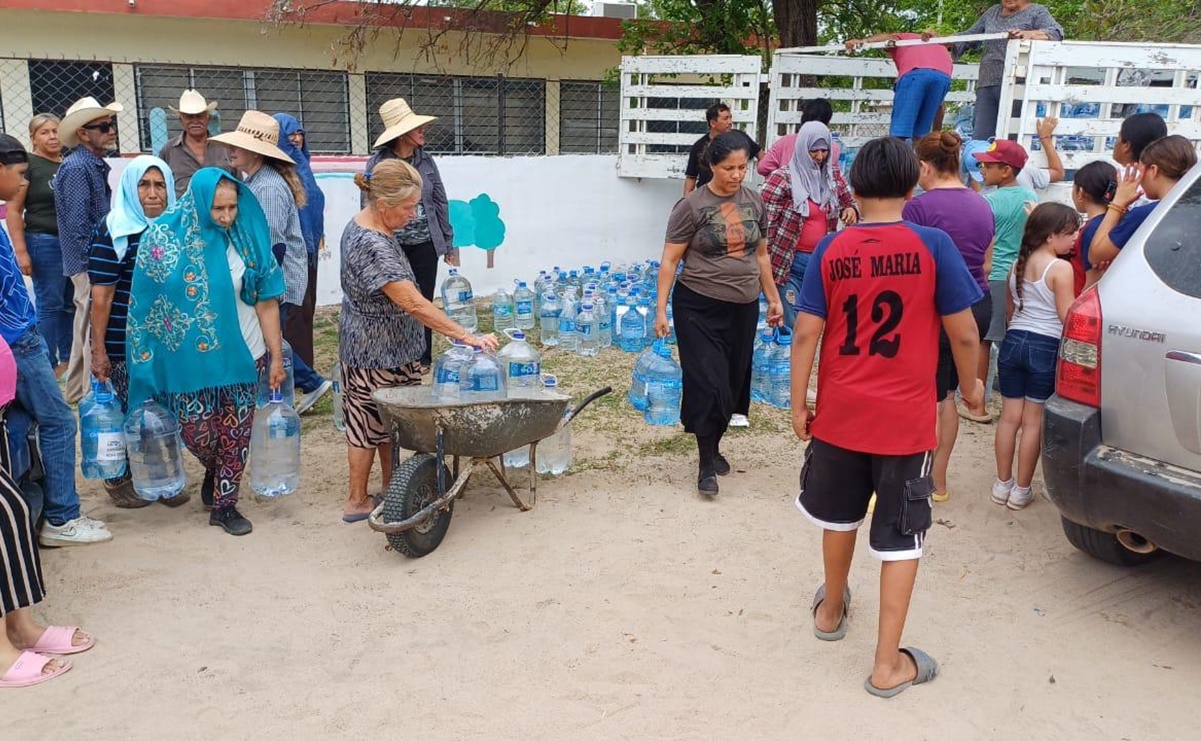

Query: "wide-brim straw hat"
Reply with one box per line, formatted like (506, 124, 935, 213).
(210, 110, 295, 164)
(60, 97, 124, 148)
(168, 89, 218, 116)
(373, 98, 437, 149)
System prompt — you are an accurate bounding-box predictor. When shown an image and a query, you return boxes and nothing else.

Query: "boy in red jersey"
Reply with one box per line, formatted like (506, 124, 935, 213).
(791, 137, 984, 698)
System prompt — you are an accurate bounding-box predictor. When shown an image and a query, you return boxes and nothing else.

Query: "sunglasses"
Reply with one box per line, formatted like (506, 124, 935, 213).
(83, 120, 117, 134)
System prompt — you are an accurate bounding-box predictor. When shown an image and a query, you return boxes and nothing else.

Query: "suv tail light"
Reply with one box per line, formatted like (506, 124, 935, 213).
(1057, 288, 1102, 407)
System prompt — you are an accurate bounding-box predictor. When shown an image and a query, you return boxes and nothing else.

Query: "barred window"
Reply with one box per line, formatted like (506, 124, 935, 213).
(366, 73, 545, 155)
(134, 65, 350, 154)
(28, 60, 116, 119)
(559, 81, 618, 154)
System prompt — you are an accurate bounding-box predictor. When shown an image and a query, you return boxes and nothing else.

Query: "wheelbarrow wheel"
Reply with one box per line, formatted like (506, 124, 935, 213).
(382, 454, 454, 558)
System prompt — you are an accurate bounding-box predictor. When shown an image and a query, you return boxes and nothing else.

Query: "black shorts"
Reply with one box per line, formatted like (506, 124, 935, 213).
(796, 438, 935, 561)
(935, 293, 993, 400)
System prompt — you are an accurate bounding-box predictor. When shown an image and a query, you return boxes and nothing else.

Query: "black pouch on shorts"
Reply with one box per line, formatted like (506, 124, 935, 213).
(899, 476, 935, 536)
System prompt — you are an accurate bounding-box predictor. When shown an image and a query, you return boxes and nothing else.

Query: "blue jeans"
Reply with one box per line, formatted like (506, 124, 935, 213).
(25, 232, 75, 367)
(998, 329, 1060, 403)
(9, 327, 80, 525)
(777, 250, 812, 330)
(280, 303, 326, 393)
(891, 69, 952, 140)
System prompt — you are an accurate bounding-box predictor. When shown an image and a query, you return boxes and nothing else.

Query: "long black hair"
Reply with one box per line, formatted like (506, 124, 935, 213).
(1014, 202, 1079, 311)
(1073, 160, 1117, 206)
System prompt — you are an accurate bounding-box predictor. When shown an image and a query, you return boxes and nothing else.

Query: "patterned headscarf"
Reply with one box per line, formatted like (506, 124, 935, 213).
(125, 168, 285, 408)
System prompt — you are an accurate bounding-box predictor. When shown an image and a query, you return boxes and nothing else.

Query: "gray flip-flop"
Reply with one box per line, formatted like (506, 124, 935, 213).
(864, 647, 939, 698)
(811, 584, 852, 641)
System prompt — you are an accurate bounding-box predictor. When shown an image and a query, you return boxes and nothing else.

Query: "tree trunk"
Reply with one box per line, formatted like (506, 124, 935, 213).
(773, 0, 819, 48)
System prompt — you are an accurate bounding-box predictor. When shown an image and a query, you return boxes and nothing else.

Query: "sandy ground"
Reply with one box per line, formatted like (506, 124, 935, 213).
(8, 328, 1201, 739)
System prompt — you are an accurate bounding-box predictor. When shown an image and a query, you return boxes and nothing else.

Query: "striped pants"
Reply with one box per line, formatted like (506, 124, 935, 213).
(0, 410, 45, 616)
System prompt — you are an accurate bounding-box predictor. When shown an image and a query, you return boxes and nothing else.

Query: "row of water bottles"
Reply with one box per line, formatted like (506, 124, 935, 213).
(80, 377, 302, 502)
(750, 327, 793, 410)
(626, 340, 683, 426)
(431, 329, 543, 403)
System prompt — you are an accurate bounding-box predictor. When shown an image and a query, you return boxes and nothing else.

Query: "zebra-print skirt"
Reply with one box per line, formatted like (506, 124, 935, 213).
(341, 363, 423, 449)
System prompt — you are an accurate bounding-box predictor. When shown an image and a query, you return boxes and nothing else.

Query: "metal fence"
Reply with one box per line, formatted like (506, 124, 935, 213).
(0, 56, 621, 157)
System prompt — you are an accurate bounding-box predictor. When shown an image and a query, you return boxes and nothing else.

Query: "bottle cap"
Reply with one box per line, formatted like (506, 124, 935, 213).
(271, 388, 284, 403)
(512, 330, 525, 340)
(582, 302, 594, 310)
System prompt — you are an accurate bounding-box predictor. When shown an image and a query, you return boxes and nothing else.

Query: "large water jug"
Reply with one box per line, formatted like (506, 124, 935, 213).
(513, 281, 536, 330)
(539, 291, 561, 347)
(432, 341, 473, 402)
(497, 330, 542, 393)
(750, 327, 775, 403)
(441, 268, 477, 333)
(331, 361, 344, 432)
(258, 339, 295, 408)
(459, 348, 507, 402)
(124, 399, 186, 502)
(492, 286, 515, 332)
(250, 389, 301, 498)
(644, 341, 683, 426)
(536, 377, 572, 475)
(627, 345, 657, 412)
(557, 294, 578, 352)
(576, 302, 599, 357)
(769, 328, 793, 410)
(81, 379, 127, 480)
(619, 291, 646, 353)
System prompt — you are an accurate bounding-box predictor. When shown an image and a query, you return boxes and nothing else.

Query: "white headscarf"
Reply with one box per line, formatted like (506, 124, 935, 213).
(788, 121, 838, 218)
(106, 155, 176, 261)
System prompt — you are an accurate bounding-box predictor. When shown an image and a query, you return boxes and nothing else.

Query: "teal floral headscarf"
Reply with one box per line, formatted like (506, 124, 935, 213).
(126, 167, 285, 408)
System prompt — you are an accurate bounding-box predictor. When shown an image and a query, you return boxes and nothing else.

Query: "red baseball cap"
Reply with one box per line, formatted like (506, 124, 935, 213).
(972, 139, 1029, 170)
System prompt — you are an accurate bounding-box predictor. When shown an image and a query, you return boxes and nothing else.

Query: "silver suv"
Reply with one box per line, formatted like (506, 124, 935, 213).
(1043, 162, 1201, 565)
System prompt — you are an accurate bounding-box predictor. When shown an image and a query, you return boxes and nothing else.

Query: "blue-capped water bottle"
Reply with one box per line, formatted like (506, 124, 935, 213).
(80, 379, 127, 480)
(459, 348, 506, 402)
(750, 326, 775, 403)
(513, 281, 536, 330)
(557, 292, 578, 352)
(576, 301, 599, 357)
(492, 285, 515, 332)
(250, 388, 301, 498)
(539, 291, 561, 347)
(769, 328, 793, 410)
(124, 399, 187, 502)
(497, 330, 541, 393)
(619, 290, 646, 353)
(432, 341, 473, 402)
(643, 340, 682, 426)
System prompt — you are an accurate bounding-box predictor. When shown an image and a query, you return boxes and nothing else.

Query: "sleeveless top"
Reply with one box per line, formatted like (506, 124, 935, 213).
(1007, 260, 1063, 339)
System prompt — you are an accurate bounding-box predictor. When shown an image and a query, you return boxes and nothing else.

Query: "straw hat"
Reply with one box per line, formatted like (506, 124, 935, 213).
(168, 89, 218, 116)
(210, 110, 295, 164)
(373, 98, 437, 149)
(60, 97, 124, 148)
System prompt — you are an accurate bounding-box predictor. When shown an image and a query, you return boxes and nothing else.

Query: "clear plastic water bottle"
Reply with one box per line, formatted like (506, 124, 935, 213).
(627, 345, 656, 412)
(558, 294, 578, 352)
(644, 341, 683, 426)
(259, 339, 295, 408)
(513, 281, 536, 330)
(492, 286, 515, 332)
(124, 399, 187, 502)
(769, 329, 793, 410)
(638, 292, 655, 345)
(750, 327, 774, 403)
(536, 376, 572, 475)
(459, 348, 506, 402)
(665, 299, 677, 345)
(250, 388, 301, 498)
(619, 291, 646, 353)
(576, 302, 599, 357)
(498, 330, 542, 393)
(441, 268, 477, 333)
(593, 291, 611, 348)
(432, 341, 473, 402)
(331, 361, 344, 432)
(539, 291, 561, 347)
(80, 379, 127, 479)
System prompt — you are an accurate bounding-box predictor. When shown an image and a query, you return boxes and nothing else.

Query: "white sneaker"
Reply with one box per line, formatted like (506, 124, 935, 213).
(991, 478, 1013, 506)
(40, 517, 114, 547)
(296, 380, 333, 415)
(79, 514, 109, 531)
(729, 414, 750, 428)
(1007, 485, 1035, 510)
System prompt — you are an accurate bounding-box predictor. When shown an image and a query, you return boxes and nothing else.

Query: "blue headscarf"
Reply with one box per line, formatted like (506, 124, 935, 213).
(125, 168, 285, 408)
(106, 155, 176, 262)
(273, 114, 325, 256)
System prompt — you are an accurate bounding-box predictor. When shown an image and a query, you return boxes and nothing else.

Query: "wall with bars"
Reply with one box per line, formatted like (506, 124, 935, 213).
(0, 9, 623, 157)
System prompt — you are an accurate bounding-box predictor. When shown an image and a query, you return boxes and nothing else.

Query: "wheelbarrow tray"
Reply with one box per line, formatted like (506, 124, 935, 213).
(372, 386, 570, 460)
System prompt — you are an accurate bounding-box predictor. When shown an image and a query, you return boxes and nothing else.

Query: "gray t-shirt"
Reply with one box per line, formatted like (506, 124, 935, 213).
(665, 185, 767, 304)
(338, 220, 425, 369)
(958, 4, 1064, 88)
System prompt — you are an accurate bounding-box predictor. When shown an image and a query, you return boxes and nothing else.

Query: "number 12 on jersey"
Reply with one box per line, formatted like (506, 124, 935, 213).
(838, 290, 903, 358)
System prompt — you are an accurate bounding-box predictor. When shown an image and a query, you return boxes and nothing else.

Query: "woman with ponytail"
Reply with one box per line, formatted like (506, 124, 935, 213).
(1069, 160, 1117, 291)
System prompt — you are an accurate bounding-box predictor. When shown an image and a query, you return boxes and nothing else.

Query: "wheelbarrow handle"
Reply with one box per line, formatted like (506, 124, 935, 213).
(562, 386, 612, 426)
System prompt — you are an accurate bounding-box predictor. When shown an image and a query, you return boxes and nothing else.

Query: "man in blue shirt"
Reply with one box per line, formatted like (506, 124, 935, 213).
(0, 133, 111, 546)
(54, 97, 122, 404)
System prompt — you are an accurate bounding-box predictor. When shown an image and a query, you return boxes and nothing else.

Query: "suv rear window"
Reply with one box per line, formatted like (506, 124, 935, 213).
(1146, 174, 1201, 298)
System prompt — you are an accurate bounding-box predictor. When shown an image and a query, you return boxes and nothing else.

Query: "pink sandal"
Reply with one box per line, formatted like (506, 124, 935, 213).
(0, 651, 72, 688)
(30, 626, 95, 655)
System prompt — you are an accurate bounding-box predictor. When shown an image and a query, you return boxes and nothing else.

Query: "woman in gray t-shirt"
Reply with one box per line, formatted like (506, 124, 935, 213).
(652, 131, 784, 497)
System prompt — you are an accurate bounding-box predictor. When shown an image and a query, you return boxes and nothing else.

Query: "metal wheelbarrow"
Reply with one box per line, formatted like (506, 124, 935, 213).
(367, 384, 612, 557)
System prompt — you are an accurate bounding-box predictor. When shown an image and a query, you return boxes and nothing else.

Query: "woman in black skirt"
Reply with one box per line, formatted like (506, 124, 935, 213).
(654, 131, 784, 496)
